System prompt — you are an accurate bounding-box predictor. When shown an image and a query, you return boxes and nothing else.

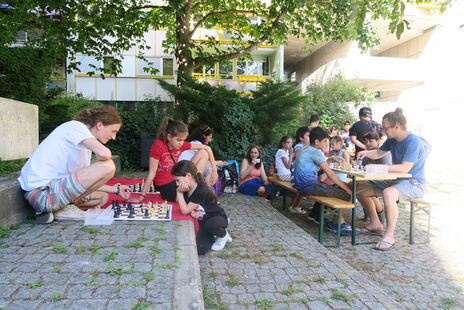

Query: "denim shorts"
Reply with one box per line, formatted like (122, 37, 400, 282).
(24, 172, 87, 213)
(369, 178, 426, 202)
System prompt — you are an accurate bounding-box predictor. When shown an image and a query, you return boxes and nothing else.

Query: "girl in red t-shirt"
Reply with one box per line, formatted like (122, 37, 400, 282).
(130, 117, 217, 202)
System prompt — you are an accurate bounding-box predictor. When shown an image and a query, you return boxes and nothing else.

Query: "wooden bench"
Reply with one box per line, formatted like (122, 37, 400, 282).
(407, 198, 432, 244)
(268, 176, 354, 247)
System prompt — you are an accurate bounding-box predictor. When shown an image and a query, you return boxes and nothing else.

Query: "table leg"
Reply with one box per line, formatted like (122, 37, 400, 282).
(352, 176, 357, 245)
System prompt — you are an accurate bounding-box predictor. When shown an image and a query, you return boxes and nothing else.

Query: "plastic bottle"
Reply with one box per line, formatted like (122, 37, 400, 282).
(231, 181, 237, 194)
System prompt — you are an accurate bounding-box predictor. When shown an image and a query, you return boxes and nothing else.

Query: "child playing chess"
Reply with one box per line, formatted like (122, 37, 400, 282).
(130, 117, 217, 203)
(172, 160, 231, 255)
(292, 127, 353, 235)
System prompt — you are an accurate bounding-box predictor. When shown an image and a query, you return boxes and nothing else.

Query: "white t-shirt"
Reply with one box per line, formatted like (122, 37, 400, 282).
(275, 148, 291, 176)
(178, 140, 201, 161)
(18, 120, 94, 191)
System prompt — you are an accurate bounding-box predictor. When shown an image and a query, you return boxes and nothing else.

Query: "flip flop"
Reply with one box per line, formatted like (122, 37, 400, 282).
(360, 228, 384, 236)
(374, 240, 395, 251)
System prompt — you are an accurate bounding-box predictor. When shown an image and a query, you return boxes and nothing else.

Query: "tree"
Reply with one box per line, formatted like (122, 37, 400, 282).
(1, 0, 450, 77)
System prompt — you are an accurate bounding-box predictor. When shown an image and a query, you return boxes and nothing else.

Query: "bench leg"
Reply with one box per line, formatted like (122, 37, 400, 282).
(336, 209, 342, 248)
(318, 205, 325, 245)
(282, 189, 287, 211)
(409, 202, 415, 245)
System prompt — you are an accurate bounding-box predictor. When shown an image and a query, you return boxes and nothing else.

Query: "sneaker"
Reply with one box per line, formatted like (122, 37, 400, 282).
(289, 207, 307, 214)
(36, 212, 54, 224)
(211, 230, 232, 251)
(307, 203, 321, 223)
(54, 204, 86, 221)
(377, 210, 385, 224)
(326, 221, 353, 236)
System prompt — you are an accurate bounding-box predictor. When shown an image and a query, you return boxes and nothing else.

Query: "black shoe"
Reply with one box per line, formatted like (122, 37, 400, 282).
(307, 203, 321, 224)
(36, 212, 54, 224)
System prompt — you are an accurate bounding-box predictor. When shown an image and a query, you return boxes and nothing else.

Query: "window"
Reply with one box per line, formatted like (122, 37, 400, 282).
(219, 61, 233, 79)
(163, 58, 174, 75)
(103, 57, 115, 75)
(137, 57, 161, 75)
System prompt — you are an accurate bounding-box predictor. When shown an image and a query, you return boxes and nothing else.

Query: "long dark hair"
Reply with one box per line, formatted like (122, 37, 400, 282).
(187, 125, 213, 144)
(277, 135, 291, 150)
(156, 117, 188, 143)
(246, 145, 262, 169)
(74, 105, 121, 127)
(171, 160, 218, 204)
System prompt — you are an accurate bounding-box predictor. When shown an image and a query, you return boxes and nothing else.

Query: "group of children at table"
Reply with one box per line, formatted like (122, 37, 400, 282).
(239, 108, 427, 251)
(18, 104, 426, 253)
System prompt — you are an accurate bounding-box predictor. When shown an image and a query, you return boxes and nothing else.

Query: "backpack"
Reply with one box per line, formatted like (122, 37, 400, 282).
(218, 160, 240, 193)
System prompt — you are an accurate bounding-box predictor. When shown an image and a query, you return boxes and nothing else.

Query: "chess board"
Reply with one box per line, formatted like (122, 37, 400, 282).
(110, 201, 172, 221)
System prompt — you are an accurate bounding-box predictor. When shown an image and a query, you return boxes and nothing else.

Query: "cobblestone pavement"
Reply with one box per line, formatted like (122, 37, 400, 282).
(274, 185, 464, 310)
(0, 220, 197, 310)
(199, 193, 401, 310)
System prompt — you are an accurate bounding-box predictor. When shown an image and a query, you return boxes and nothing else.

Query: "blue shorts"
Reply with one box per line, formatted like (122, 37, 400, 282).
(239, 178, 271, 196)
(24, 172, 87, 213)
(368, 178, 426, 202)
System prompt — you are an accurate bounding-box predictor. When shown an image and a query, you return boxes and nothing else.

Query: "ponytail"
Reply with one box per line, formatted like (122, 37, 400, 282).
(156, 117, 188, 142)
(171, 160, 218, 204)
(383, 107, 407, 130)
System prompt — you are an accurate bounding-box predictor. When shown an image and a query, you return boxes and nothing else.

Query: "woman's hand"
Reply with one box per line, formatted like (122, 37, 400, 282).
(190, 210, 200, 219)
(216, 160, 227, 168)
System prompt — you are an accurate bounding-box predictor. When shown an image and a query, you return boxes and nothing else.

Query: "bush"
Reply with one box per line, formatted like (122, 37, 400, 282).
(302, 74, 377, 129)
(39, 93, 101, 140)
(106, 101, 165, 169)
(0, 158, 27, 177)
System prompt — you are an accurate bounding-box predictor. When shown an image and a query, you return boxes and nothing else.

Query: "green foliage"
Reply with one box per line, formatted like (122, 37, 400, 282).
(26, 280, 43, 289)
(158, 74, 307, 162)
(0, 46, 58, 104)
(39, 94, 101, 140)
(106, 101, 165, 170)
(0, 227, 9, 239)
(2, 0, 446, 77)
(302, 75, 377, 129)
(0, 158, 27, 177)
(52, 245, 67, 253)
(250, 80, 304, 145)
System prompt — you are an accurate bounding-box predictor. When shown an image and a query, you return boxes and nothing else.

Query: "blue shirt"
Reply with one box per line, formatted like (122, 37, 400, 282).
(380, 133, 426, 184)
(292, 145, 326, 191)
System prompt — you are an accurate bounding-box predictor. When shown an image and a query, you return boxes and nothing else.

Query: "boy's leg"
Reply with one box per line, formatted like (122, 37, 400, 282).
(357, 183, 384, 231)
(311, 182, 350, 223)
(74, 159, 115, 203)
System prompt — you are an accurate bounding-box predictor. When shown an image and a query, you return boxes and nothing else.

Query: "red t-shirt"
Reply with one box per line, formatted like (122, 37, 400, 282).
(150, 140, 192, 186)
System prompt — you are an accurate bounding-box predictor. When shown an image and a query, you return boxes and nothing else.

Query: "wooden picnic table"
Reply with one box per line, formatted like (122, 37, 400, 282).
(331, 167, 411, 245)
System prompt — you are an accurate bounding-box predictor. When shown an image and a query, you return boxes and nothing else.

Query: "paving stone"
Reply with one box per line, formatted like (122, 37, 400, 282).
(107, 298, 140, 310)
(119, 286, 146, 299)
(38, 300, 72, 310)
(66, 285, 93, 299)
(8, 300, 41, 310)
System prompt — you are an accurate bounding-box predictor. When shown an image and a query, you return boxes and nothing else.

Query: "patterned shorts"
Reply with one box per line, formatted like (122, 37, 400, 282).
(24, 172, 87, 213)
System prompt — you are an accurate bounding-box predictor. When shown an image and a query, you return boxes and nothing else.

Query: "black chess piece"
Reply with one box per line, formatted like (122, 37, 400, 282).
(128, 206, 135, 218)
(144, 207, 149, 217)
(111, 200, 115, 209)
(115, 200, 119, 207)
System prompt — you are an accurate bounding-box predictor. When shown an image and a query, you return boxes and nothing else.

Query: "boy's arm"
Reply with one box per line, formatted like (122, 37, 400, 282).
(357, 149, 387, 160)
(320, 162, 352, 197)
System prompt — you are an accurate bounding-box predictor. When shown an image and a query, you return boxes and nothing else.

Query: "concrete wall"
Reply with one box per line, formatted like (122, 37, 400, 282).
(0, 97, 38, 161)
(0, 178, 33, 229)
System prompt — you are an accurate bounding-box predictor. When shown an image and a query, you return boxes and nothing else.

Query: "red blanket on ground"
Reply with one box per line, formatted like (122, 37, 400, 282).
(105, 178, 199, 233)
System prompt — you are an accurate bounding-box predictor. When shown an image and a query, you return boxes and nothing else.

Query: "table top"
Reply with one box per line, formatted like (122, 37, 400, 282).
(331, 168, 411, 181)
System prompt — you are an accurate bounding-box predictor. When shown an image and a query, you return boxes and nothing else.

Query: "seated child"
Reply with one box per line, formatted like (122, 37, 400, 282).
(357, 131, 392, 228)
(292, 127, 353, 235)
(288, 127, 311, 213)
(172, 160, 231, 255)
(275, 135, 293, 177)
